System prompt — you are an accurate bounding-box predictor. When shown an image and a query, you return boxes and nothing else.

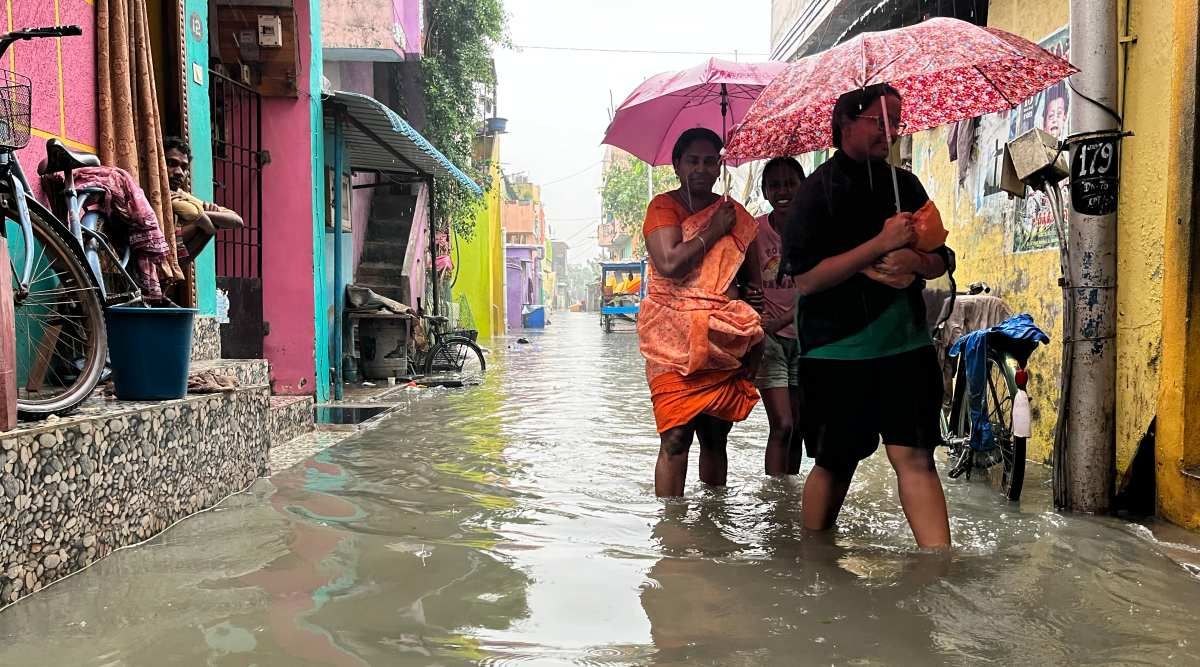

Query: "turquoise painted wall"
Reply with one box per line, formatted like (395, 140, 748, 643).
(184, 0, 216, 316)
(322, 128, 353, 382)
(308, 0, 330, 401)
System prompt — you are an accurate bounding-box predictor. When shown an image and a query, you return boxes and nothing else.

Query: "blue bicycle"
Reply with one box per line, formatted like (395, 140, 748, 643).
(2, 26, 145, 418)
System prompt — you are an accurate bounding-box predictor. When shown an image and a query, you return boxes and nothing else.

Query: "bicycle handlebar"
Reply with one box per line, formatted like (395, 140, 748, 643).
(0, 26, 81, 60)
(12, 26, 82, 38)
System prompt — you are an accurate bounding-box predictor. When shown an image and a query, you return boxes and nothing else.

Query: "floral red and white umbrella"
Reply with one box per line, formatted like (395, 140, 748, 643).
(725, 17, 1078, 161)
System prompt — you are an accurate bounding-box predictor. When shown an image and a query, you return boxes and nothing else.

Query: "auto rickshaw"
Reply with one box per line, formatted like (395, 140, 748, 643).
(599, 260, 647, 333)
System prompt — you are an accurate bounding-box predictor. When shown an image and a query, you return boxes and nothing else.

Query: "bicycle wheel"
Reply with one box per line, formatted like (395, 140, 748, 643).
(956, 354, 1025, 501)
(5, 205, 106, 417)
(423, 336, 486, 384)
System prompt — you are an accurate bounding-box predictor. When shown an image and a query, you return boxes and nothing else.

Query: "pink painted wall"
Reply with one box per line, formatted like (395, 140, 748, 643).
(398, 0, 422, 56)
(261, 0, 319, 395)
(322, 0, 421, 57)
(0, 1, 97, 200)
(351, 173, 373, 275)
(327, 62, 376, 280)
(405, 182, 428, 308)
(336, 61, 374, 95)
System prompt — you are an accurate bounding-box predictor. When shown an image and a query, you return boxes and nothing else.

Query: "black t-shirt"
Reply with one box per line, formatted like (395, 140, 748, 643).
(781, 150, 947, 352)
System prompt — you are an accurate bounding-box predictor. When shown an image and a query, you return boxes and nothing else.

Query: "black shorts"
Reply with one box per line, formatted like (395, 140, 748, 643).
(799, 345, 944, 474)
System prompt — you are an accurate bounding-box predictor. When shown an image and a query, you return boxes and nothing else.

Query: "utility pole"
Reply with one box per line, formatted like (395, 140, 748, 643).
(1059, 0, 1121, 511)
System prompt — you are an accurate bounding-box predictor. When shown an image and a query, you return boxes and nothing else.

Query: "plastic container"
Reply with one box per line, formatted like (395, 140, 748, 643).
(104, 306, 196, 400)
(522, 305, 546, 328)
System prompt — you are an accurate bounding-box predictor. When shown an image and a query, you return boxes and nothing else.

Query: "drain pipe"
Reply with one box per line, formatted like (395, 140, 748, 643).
(1058, 0, 1122, 512)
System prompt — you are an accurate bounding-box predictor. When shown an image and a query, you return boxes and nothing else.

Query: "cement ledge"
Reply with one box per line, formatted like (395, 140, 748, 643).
(0, 385, 270, 605)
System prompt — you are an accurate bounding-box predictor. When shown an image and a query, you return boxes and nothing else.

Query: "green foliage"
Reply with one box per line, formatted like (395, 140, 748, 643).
(422, 0, 507, 240)
(599, 153, 676, 244)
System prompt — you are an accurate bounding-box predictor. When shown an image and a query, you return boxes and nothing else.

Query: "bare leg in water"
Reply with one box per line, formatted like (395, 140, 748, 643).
(763, 386, 802, 476)
(801, 462, 857, 531)
(885, 444, 950, 548)
(786, 387, 805, 475)
(801, 448, 951, 549)
(655, 423, 696, 497)
(694, 414, 732, 487)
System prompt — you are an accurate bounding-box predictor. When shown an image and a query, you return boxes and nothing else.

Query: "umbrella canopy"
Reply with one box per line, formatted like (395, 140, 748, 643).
(603, 58, 788, 166)
(725, 17, 1078, 160)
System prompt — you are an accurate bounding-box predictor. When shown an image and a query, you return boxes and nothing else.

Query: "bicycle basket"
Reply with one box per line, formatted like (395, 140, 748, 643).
(0, 69, 31, 150)
(450, 329, 478, 343)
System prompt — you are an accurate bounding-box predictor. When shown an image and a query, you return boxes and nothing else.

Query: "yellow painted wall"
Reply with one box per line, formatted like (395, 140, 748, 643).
(1156, 0, 1200, 529)
(912, 0, 1169, 481)
(452, 139, 505, 341)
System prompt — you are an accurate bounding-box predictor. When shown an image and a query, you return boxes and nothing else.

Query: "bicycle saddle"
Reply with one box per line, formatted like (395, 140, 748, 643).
(425, 315, 450, 324)
(37, 138, 101, 176)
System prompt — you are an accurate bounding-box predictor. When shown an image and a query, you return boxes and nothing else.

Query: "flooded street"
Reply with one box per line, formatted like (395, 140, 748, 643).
(1, 312, 1198, 666)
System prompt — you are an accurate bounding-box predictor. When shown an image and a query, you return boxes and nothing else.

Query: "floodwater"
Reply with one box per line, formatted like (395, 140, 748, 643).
(1, 312, 1198, 666)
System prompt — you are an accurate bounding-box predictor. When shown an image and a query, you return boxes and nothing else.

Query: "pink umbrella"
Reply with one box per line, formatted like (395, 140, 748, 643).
(603, 58, 788, 166)
(726, 17, 1077, 162)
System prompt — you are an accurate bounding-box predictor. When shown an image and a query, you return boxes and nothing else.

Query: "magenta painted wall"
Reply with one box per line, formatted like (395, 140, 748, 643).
(0, 1, 97, 200)
(260, 0, 320, 395)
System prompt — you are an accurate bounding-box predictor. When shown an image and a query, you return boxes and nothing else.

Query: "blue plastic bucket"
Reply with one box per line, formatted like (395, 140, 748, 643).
(522, 305, 546, 328)
(104, 306, 197, 401)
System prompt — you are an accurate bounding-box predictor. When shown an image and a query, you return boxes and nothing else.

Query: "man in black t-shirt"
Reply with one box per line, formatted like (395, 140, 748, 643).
(781, 85, 954, 549)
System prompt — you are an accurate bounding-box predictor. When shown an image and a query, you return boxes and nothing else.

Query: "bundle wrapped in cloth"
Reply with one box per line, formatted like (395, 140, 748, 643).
(864, 200, 950, 288)
(912, 199, 949, 252)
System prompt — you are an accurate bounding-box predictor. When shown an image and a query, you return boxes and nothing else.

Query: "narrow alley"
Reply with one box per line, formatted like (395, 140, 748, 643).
(0, 313, 1197, 665)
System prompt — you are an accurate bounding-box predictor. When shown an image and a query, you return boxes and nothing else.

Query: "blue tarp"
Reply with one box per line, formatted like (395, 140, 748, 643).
(949, 313, 1050, 451)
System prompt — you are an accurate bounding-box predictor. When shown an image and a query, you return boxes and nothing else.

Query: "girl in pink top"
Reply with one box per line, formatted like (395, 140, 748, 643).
(754, 157, 807, 476)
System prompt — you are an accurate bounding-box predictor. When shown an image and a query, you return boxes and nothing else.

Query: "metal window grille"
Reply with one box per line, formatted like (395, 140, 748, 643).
(209, 70, 263, 279)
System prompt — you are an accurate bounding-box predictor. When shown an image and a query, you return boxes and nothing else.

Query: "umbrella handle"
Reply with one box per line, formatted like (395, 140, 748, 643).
(881, 95, 903, 213)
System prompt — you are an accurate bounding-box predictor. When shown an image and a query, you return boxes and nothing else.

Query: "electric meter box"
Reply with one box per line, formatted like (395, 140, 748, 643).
(257, 15, 283, 47)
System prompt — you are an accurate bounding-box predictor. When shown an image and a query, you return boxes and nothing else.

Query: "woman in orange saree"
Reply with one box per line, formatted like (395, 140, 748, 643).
(640, 128, 765, 497)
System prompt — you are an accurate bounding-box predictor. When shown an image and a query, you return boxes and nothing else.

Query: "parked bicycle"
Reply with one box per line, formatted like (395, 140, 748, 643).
(2, 26, 146, 419)
(417, 315, 486, 384)
(928, 282, 1044, 501)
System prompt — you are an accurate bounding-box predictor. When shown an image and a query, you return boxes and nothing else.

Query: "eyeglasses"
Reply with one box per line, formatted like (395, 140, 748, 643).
(857, 114, 907, 134)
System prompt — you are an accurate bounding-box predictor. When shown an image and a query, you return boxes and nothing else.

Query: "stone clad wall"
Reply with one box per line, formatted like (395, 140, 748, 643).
(0, 387, 269, 604)
(190, 316, 222, 362)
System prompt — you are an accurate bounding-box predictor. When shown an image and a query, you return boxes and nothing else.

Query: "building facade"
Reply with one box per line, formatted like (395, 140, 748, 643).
(769, 0, 1200, 527)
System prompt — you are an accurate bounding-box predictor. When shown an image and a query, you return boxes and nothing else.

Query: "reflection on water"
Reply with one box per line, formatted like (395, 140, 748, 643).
(0, 313, 1197, 665)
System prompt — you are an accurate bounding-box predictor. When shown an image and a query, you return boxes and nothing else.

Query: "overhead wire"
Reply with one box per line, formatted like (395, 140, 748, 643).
(538, 161, 603, 186)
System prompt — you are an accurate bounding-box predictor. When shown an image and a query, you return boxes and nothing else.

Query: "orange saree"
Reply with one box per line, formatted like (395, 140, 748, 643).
(639, 194, 764, 433)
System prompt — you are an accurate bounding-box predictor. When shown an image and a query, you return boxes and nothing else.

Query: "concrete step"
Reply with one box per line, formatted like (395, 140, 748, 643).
(357, 260, 404, 273)
(353, 283, 407, 304)
(364, 221, 413, 243)
(356, 267, 405, 287)
(362, 240, 408, 263)
(190, 359, 270, 388)
(370, 193, 417, 216)
(269, 430, 351, 474)
(269, 395, 314, 447)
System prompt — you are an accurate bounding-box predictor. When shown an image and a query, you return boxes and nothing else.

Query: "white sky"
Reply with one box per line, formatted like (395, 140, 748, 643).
(494, 0, 771, 262)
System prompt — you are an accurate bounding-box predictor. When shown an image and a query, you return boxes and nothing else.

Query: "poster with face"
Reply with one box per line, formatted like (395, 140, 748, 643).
(972, 111, 1012, 213)
(1012, 26, 1071, 253)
